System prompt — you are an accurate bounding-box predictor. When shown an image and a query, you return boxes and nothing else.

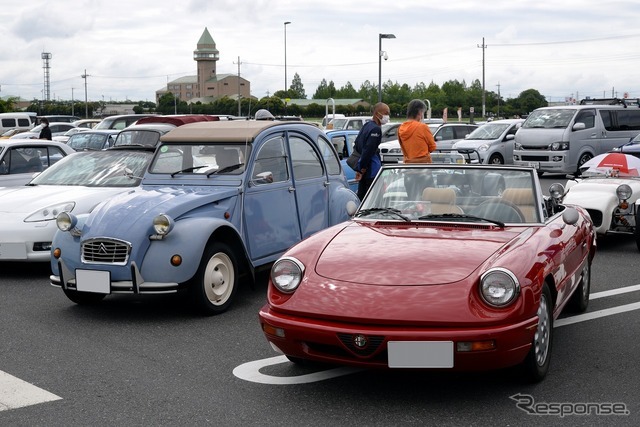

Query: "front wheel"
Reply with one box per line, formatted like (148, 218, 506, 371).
(521, 284, 553, 382)
(190, 242, 239, 315)
(488, 154, 504, 165)
(576, 153, 593, 175)
(62, 288, 106, 305)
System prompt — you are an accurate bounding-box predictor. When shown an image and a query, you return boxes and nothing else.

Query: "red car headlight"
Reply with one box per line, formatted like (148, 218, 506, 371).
(271, 257, 305, 294)
(480, 268, 520, 307)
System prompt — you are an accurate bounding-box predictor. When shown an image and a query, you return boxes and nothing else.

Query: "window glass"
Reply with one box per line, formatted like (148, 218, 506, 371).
(252, 137, 288, 184)
(289, 135, 324, 179)
(17, 118, 30, 127)
(317, 135, 341, 175)
(1, 119, 15, 127)
(575, 110, 595, 129)
(615, 110, 640, 130)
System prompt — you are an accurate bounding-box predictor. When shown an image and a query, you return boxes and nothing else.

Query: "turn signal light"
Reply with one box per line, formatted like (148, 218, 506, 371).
(53, 248, 61, 259)
(170, 255, 182, 266)
(456, 340, 496, 352)
(262, 323, 285, 338)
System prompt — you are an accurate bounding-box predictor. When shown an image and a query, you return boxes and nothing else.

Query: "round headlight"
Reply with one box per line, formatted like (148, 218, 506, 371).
(548, 183, 565, 200)
(56, 211, 77, 232)
(616, 184, 632, 201)
(480, 268, 520, 307)
(271, 257, 304, 293)
(152, 214, 174, 235)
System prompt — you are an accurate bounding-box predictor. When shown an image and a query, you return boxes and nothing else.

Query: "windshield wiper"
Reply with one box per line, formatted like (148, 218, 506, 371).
(417, 213, 504, 228)
(355, 207, 411, 222)
(170, 165, 207, 177)
(206, 163, 244, 176)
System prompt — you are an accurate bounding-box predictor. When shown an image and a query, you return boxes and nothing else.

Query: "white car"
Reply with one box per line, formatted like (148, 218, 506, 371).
(0, 148, 153, 261)
(559, 152, 640, 250)
(379, 123, 448, 163)
(452, 119, 524, 164)
(0, 139, 75, 187)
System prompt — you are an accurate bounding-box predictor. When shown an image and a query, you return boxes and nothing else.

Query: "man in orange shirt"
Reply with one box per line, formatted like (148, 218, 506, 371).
(398, 99, 436, 163)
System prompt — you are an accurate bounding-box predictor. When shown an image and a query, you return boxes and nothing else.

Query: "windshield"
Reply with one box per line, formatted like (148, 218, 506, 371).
(522, 109, 576, 129)
(358, 166, 541, 224)
(67, 133, 111, 150)
(115, 130, 162, 147)
(466, 123, 511, 140)
(30, 150, 152, 187)
(330, 118, 348, 129)
(149, 143, 250, 175)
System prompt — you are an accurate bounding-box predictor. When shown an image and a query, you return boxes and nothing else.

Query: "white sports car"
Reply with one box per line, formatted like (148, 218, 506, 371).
(560, 152, 640, 250)
(0, 148, 153, 261)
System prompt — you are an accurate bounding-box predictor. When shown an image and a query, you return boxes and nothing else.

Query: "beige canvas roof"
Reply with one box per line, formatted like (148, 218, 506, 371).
(160, 120, 316, 143)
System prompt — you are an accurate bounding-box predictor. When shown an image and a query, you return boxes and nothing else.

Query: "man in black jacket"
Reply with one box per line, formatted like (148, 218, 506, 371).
(39, 117, 52, 140)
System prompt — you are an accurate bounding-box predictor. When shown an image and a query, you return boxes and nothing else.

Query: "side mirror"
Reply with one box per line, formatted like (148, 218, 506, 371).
(346, 200, 358, 216)
(572, 122, 586, 131)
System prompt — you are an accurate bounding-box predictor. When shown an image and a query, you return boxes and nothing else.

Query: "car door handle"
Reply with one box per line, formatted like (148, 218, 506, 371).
(324, 181, 330, 187)
(288, 186, 295, 193)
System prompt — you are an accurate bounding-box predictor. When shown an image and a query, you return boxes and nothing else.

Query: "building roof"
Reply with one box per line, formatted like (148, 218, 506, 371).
(169, 75, 197, 84)
(198, 27, 215, 46)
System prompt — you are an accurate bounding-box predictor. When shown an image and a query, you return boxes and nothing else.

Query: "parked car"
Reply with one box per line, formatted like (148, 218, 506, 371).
(50, 120, 359, 315)
(452, 119, 524, 164)
(14, 122, 77, 139)
(52, 127, 90, 143)
(322, 113, 345, 128)
(611, 133, 640, 158)
(0, 128, 31, 139)
(561, 152, 640, 250)
(326, 116, 371, 131)
(325, 129, 359, 193)
(113, 115, 220, 148)
(259, 163, 596, 382)
(0, 139, 75, 187)
(72, 119, 102, 129)
(0, 112, 34, 134)
(379, 123, 479, 163)
(66, 129, 121, 150)
(37, 115, 80, 124)
(0, 147, 153, 262)
(381, 123, 400, 142)
(94, 114, 155, 130)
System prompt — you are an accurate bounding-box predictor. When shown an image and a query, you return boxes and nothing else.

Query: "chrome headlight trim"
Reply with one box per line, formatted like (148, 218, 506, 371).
(616, 184, 632, 201)
(480, 267, 520, 307)
(56, 211, 78, 232)
(548, 183, 565, 200)
(271, 256, 305, 294)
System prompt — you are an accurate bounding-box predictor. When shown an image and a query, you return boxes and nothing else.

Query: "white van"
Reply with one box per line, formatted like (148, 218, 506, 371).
(513, 103, 640, 174)
(0, 112, 34, 134)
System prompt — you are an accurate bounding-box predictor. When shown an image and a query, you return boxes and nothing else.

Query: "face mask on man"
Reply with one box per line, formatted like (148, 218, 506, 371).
(380, 114, 390, 125)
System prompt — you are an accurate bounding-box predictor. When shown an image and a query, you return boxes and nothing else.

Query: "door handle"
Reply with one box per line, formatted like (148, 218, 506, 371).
(288, 186, 295, 193)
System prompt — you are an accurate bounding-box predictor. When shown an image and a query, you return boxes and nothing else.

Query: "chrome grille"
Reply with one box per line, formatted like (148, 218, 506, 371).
(82, 238, 131, 265)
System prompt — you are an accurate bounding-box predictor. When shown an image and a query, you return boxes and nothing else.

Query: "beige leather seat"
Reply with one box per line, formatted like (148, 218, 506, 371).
(422, 187, 464, 214)
(501, 188, 538, 222)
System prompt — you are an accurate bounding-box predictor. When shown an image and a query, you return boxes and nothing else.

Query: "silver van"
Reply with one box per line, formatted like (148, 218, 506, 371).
(513, 104, 640, 174)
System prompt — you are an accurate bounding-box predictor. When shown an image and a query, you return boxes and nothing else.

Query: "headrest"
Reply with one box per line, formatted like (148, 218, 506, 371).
(422, 187, 456, 204)
(502, 188, 535, 205)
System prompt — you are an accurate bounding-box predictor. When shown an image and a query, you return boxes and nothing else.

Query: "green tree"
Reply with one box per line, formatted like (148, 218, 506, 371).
(336, 81, 358, 98)
(289, 73, 306, 99)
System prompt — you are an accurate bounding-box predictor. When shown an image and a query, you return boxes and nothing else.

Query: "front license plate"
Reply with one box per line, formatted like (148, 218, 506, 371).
(388, 341, 454, 368)
(527, 161, 540, 169)
(0, 243, 27, 259)
(75, 269, 111, 294)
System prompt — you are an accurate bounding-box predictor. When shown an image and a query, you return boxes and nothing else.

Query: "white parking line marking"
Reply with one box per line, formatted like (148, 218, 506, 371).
(590, 284, 640, 300)
(232, 355, 363, 385)
(555, 301, 640, 328)
(236, 286, 640, 385)
(0, 370, 61, 412)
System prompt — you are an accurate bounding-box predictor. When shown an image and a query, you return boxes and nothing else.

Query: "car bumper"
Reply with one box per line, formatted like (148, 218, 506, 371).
(50, 258, 180, 294)
(0, 221, 57, 261)
(259, 305, 537, 370)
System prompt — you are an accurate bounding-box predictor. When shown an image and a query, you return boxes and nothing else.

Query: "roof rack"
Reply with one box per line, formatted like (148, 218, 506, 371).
(579, 97, 640, 108)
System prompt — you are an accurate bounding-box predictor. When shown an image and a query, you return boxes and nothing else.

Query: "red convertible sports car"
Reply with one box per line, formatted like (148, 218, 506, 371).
(259, 164, 596, 382)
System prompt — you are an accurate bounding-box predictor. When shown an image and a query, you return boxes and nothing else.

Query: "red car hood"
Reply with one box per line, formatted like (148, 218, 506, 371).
(315, 222, 523, 286)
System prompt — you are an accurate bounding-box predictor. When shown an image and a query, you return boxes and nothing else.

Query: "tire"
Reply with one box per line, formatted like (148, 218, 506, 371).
(576, 153, 593, 175)
(488, 154, 504, 165)
(521, 284, 553, 383)
(568, 261, 590, 313)
(190, 242, 239, 315)
(62, 288, 106, 305)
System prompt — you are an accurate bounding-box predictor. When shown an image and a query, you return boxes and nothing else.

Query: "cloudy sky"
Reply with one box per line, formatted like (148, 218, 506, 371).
(2, 0, 640, 105)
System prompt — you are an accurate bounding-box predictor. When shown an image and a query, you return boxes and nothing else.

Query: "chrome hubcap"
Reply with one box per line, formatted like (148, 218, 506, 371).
(534, 295, 550, 366)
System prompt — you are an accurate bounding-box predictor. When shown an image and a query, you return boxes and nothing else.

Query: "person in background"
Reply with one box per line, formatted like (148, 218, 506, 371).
(38, 117, 52, 140)
(398, 99, 436, 163)
(355, 102, 390, 200)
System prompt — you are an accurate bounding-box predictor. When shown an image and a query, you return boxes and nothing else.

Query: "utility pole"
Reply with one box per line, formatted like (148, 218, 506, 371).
(234, 56, 242, 116)
(71, 87, 75, 116)
(81, 69, 89, 118)
(477, 37, 486, 118)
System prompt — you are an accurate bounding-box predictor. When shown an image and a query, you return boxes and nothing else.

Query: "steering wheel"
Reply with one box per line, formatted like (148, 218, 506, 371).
(470, 199, 525, 223)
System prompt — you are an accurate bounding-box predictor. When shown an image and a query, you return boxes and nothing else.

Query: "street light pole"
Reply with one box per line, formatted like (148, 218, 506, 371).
(284, 21, 291, 95)
(378, 33, 396, 103)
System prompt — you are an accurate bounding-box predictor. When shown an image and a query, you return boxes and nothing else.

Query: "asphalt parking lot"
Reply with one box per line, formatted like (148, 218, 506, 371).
(1, 177, 639, 426)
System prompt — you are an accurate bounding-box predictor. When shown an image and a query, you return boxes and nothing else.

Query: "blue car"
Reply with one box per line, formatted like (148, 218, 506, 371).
(325, 129, 359, 193)
(51, 121, 359, 315)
